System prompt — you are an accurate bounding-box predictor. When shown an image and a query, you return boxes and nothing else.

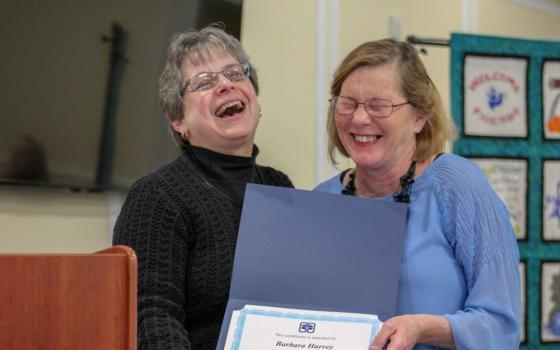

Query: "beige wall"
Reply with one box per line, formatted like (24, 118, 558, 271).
(2, 0, 560, 253)
(245, 0, 560, 189)
(0, 187, 117, 253)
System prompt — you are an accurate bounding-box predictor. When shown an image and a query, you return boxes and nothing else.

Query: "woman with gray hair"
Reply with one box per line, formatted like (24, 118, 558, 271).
(113, 26, 293, 349)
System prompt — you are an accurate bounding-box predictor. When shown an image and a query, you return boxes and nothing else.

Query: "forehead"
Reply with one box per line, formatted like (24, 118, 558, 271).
(341, 62, 402, 97)
(181, 46, 239, 78)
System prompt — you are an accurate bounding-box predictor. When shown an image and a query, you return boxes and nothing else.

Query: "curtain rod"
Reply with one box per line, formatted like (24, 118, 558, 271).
(406, 35, 450, 47)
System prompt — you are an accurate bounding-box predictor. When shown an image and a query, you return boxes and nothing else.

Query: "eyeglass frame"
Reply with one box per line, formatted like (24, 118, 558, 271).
(329, 95, 411, 118)
(180, 62, 251, 95)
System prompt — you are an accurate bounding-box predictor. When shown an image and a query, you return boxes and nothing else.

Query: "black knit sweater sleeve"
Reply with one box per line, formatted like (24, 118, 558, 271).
(113, 174, 191, 350)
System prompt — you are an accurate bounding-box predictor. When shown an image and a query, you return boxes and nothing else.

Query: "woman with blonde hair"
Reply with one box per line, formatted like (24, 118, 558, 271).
(316, 39, 520, 349)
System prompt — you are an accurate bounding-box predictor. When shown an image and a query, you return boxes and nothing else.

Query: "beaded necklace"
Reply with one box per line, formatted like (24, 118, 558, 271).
(341, 161, 416, 203)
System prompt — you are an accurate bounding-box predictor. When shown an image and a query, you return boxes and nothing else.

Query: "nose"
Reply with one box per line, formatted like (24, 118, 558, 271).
(215, 73, 234, 94)
(352, 103, 372, 125)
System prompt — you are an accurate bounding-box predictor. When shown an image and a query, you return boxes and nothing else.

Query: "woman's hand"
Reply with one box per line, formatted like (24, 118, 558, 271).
(369, 314, 455, 350)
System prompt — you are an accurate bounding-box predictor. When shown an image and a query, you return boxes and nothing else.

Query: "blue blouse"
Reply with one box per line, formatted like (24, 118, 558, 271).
(314, 153, 520, 350)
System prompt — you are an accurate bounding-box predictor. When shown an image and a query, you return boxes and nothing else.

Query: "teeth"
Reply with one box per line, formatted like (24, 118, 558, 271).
(216, 100, 243, 117)
(354, 135, 380, 143)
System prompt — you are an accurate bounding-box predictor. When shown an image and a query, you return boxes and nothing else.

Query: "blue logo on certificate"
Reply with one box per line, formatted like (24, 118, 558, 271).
(299, 322, 316, 333)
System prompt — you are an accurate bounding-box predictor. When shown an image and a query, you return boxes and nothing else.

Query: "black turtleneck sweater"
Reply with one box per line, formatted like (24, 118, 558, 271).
(113, 144, 293, 350)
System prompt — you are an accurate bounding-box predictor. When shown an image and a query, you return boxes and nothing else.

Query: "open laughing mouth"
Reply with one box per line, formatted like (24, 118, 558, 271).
(215, 100, 245, 118)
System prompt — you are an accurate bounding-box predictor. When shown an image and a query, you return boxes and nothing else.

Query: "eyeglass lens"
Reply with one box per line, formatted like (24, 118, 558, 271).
(187, 64, 249, 92)
(333, 96, 397, 118)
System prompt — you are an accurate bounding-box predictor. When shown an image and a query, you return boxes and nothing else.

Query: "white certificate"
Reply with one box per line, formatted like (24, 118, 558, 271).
(224, 305, 382, 350)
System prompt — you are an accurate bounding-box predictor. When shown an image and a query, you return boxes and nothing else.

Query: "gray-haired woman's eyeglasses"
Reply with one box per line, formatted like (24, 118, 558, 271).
(181, 63, 250, 95)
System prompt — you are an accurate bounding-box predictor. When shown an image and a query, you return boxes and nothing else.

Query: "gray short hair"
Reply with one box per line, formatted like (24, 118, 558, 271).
(159, 26, 259, 148)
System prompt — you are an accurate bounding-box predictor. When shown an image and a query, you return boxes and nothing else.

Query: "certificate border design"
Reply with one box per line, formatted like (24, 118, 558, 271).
(462, 53, 529, 139)
(230, 307, 382, 350)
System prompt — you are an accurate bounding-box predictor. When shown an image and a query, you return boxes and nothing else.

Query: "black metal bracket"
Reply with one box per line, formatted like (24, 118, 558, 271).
(406, 35, 450, 46)
(406, 35, 449, 55)
(95, 23, 127, 190)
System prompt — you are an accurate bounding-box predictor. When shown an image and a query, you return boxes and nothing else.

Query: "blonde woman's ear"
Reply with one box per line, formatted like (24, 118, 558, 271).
(414, 112, 428, 134)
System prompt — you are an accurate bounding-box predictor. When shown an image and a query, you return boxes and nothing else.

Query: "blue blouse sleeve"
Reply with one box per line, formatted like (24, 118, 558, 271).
(434, 156, 520, 349)
(314, 173, 344, 194)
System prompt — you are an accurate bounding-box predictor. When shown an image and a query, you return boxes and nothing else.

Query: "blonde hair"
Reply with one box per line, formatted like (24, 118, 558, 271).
(327, 39, 456, 164)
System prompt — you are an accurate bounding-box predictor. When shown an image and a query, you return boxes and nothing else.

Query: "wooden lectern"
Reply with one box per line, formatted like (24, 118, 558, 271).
(0, 245, 137, 350)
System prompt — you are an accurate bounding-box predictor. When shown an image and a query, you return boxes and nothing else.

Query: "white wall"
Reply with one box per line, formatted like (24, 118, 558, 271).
(1, 0, 560, 253)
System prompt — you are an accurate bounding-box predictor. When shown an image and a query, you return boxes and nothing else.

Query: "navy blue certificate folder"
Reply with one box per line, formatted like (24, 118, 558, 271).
(216, 184, 408, 349)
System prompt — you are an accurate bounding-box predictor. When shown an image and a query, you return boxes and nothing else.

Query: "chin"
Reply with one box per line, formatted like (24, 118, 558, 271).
(231, 124, 258, 137)
(223, 129, 256, 143)
(350, 154, 382, 169)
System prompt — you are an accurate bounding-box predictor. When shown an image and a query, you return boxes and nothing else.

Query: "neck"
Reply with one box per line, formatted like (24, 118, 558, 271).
(351, 153, 437, 198)
(185, 143, 259, 206)
(354, 160, 414, 198)
(191, 139, 254, 157)
(226, 144, 254, 157)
